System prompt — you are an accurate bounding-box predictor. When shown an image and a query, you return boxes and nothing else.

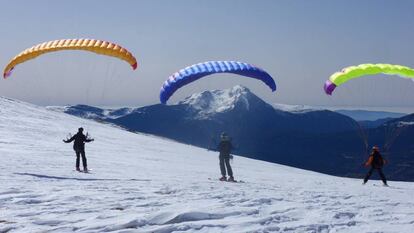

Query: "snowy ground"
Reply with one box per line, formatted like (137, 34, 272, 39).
(1, 97, 414, 233)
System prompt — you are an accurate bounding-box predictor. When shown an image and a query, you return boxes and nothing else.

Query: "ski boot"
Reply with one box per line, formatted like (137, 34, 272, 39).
(228, 176, 235, 182)
(76, 167, 81, 172)
(83, 167, 88, 173)
(219, 176, 227, 181)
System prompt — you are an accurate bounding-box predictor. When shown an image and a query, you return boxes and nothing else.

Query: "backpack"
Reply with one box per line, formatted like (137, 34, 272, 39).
(371, 152, 384, 168)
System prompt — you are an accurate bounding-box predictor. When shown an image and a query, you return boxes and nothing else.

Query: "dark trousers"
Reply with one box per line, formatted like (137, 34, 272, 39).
(219, 155, 233, 177)
(75, 150, 87, 168)
(364, 167, 387, 184)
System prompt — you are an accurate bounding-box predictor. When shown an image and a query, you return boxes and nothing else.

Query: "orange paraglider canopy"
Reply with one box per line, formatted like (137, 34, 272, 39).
(3, 38, 137, 78)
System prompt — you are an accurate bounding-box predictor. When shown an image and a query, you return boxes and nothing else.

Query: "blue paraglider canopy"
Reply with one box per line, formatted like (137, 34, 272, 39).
(160, 61, 276, 104)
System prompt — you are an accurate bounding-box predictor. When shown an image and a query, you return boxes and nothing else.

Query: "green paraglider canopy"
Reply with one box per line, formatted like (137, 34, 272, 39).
(324, 64, 414, 95)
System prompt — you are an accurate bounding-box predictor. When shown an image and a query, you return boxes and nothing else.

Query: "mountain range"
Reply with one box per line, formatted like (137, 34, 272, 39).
(335, 109, 406, 121)
(49, 86, 414, 181)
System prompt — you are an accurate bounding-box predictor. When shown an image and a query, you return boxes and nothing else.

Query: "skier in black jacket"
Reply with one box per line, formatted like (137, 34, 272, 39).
(363, 145, 388, 186)
(217, 132, 235, 182)
(63, 127, 94, 172)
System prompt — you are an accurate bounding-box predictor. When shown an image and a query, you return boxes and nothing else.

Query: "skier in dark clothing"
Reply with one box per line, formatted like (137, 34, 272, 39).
(363, 145, 388, 186)
(217, 132, 235, 182)
(63, 127, 94, 172)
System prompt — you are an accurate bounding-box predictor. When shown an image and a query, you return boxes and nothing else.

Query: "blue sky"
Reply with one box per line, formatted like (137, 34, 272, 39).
(1, 0, 414, 111)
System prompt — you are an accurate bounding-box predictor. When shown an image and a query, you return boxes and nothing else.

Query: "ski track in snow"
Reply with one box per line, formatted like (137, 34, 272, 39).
(1, 97, 414, 233)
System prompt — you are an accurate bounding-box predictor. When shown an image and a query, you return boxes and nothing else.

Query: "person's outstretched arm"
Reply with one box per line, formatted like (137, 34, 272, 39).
(84, 133, 94, 143)
(63, 135, 75, 143)
(364, 155, 373, 167)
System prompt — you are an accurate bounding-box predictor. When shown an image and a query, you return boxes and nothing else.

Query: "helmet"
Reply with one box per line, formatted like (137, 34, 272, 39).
(372, 145, 379, 151)
(78, 127, 84, 132)
(220, 132, 229, 141)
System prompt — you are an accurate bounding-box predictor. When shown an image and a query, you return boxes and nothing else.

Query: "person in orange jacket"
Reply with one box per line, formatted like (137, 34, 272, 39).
(363, 145, 388, 186)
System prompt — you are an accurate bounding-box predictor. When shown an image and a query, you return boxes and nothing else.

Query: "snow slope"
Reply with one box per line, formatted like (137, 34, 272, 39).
(1, 97, 414, 233)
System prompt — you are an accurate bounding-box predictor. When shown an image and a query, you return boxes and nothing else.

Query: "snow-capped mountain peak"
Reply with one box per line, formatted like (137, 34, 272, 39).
(178, 85, 253, 118)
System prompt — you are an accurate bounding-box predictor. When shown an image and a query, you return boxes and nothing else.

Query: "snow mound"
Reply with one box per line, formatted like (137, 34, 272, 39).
(395, 121, 414, 127)
(1, 96, 414, 232)
(272, 103, 322, 113)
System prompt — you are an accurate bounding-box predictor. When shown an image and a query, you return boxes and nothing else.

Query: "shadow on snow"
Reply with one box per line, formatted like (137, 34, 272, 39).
(14, 172, 151, 182)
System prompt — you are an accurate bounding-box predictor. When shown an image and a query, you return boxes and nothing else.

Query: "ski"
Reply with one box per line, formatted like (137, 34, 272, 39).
(208, 178, 244, 183)
(73, 169, 92, 173)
